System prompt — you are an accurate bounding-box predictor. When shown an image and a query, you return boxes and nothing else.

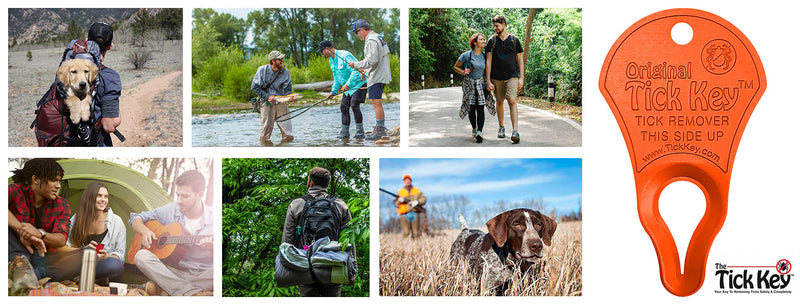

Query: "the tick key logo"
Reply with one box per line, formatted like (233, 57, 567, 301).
(714, 260, 793, 294)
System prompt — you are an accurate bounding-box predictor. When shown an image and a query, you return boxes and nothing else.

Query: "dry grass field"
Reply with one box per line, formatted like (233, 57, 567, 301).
(380, 221, 582, 296)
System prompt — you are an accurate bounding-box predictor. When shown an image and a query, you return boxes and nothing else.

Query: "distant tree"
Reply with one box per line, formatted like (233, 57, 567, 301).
(66, 19, 83, 42)
(156, 8, 183, 40)
(26, 50, 32, 61)
(131, 9, 156, 47)
(192, 8, 248, 49)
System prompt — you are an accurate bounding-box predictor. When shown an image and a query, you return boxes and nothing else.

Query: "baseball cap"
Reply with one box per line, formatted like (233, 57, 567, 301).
(88, 22, 113, 48)
(352, 19, 369, 32)
(402, 174, 411, 180)
(268, 50, 285, 61)
(318, 40, 333, 52)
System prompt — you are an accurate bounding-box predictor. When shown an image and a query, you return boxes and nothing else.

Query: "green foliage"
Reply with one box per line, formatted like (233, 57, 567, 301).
(247, 8, 400, 67)
(26, 50, 32, 61)
(66, 20, 83, 42)
(306, 53, 332, 82)
(194, 46, 244, 94)
(222, 158, 370, 297)
(222, 64, 258, 101)
(386, 53, 401, 94)
(409, 8, 582, 105)
(191, 23, 223, 78)
(192, 8, 400, 102)
(156, 8, 183, 40)
(192, 8, 248, 49)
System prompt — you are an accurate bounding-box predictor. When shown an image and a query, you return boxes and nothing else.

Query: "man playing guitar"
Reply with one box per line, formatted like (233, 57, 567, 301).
(128, 170, 213, 296)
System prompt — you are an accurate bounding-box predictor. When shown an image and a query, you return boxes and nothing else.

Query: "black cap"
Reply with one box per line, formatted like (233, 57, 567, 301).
(318, 40, 333, 52)
(88, 22, 113, 48)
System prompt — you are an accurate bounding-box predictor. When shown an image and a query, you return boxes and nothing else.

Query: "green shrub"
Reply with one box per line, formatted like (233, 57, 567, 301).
(285, 61, 308, 85)
(194, 46, 244, 94)
(222, 64, 257, 101)
(306, 53, 332, 82)
(386, 53, 401, 94)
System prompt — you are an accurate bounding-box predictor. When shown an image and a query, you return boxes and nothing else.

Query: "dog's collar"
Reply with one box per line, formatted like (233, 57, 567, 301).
(492, 243, 517, 268)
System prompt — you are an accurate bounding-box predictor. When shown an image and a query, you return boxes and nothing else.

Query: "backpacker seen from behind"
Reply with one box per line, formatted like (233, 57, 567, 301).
(31, 39, 103, 146)
(295, 194, 344, 248)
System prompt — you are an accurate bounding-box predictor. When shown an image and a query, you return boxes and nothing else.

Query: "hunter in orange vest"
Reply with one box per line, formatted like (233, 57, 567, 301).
(393, 174, 426, 238)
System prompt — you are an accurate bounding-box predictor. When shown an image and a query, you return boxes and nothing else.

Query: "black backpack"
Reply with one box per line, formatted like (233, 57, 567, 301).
(295, 194, 343, 248)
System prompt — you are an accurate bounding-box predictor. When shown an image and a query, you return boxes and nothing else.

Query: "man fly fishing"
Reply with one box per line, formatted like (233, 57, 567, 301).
(251, 50, 296, 146)
(348, 19, 392, 141)
(319, 40, 369, 139)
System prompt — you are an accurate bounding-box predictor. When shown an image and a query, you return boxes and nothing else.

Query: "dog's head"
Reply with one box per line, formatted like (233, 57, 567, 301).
(486, 208, 557, 262)
(57, 59, 98, 95)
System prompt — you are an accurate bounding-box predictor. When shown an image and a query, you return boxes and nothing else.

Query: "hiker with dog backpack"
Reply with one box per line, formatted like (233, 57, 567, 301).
(31, 22, 124, 146)
(281, 167, 352, 296)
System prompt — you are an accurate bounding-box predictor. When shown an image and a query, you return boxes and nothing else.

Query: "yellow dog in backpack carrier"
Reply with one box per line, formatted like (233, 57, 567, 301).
(56, 58, 98, 124)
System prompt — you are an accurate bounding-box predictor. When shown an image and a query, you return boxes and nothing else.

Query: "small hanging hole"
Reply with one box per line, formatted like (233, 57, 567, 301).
(671, 22, 693, 45)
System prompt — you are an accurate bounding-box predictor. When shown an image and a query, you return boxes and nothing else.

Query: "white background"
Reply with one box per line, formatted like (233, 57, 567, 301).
(3, 0, 798, 304)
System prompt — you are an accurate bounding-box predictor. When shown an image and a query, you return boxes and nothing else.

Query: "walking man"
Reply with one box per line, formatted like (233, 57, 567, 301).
(485, 15, 524, 144)
(252, 50, 295, 145)
(320, 40, 368, 139)
(348, 19, 392, 140)
(282, 167, 352, 296)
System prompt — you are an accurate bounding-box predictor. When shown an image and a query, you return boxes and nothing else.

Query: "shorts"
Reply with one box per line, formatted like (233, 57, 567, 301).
(367, 83, 386, 99)
(492, 77, 519, 101)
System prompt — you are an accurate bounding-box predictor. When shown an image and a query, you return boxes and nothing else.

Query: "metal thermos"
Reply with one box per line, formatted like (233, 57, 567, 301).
(79, 249, 97, 292)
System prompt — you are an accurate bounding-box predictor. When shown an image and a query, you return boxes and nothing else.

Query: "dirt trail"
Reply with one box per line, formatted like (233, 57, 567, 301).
(117, 70, 182, 147)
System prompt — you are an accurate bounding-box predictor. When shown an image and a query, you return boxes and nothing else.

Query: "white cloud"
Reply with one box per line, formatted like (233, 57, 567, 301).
(381, 159, 523, 181)
(422, 174, 558, 195)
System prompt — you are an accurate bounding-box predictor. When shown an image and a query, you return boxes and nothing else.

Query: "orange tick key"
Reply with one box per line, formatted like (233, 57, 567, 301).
(599, 9, 766, 296)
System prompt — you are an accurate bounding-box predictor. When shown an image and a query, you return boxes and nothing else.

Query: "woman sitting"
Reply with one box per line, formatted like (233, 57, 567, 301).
(58, 182, 126, 285)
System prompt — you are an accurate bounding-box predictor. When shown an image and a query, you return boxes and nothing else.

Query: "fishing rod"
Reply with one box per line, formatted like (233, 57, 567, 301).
(332, 51, 368, 79)
(275, 92, 342, 122)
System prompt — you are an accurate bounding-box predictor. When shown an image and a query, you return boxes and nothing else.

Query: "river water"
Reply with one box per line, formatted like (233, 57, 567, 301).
(192, 102, 400, 147)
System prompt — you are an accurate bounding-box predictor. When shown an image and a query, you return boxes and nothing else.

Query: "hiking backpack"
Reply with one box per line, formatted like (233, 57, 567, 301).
(30, 39, 104, 146)
(295, 194, 344, 248)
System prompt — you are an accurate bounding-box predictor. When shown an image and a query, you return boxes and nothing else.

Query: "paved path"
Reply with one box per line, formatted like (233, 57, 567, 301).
(409, 87, 582, 147)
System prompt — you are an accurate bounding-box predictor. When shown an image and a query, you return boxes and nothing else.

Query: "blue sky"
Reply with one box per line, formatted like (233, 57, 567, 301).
(379, 158, 582, 218)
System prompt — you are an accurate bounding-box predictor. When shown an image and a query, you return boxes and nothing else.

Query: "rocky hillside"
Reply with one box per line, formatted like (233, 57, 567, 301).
(8, 8, 138, 45)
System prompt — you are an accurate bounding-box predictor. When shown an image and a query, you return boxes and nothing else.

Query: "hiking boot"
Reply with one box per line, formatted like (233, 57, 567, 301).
(497, 126, 506, 138)
(9, 255, 39, 296)
(365, 125, 387, 141)
(338, 125, 350, 139)
(511, 130, 520, 144)
(354, 123, 366, 139)
(475, 131, 483, 143)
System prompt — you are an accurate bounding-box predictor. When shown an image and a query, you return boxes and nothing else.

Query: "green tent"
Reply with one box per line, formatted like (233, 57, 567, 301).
(57, 159, 174, 262)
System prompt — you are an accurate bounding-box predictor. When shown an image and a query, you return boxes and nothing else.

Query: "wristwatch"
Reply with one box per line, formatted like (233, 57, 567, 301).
(38, 228, 46, 239)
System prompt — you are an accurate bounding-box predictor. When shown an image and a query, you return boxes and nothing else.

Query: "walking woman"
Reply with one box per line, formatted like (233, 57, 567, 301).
(58, 182, 126, 285)
(453, 33, 496, 143)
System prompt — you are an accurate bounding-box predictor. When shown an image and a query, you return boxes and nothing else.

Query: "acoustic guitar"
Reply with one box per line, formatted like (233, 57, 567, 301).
(127, 220, 211, 266)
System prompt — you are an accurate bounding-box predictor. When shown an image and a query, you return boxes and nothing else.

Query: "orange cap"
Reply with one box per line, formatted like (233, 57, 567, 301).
(402, 174, 411, 180)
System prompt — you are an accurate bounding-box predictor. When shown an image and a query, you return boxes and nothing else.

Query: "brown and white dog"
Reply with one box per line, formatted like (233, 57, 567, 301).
(57, 58, 98, 124)
(450, 209, 557, 295)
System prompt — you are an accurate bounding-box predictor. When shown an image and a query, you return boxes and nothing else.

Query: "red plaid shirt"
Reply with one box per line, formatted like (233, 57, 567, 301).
(8, 183, 71, 250)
